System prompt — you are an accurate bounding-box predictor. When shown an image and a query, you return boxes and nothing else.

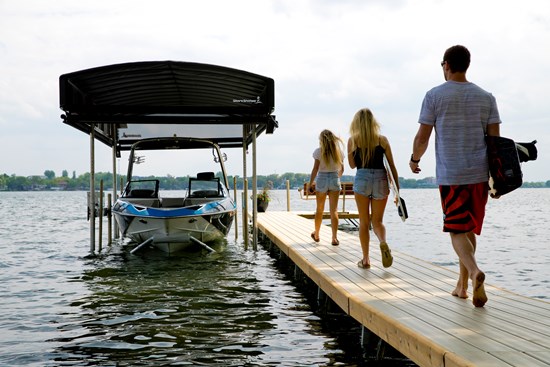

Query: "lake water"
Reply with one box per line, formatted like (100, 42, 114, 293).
(0, 189, 548, 366)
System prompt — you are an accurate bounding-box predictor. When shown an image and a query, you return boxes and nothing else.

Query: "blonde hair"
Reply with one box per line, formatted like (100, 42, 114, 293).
(349, 108, 381, 165)
(319, 129, 344, 167)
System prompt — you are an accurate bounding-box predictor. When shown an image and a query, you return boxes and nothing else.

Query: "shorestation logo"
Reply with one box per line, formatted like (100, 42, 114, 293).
(233, 96, 262, 104)
(122, 133, 142, 138)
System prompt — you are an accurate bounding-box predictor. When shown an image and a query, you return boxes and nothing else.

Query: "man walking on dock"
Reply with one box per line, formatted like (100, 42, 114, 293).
(409, 45, 501, 307)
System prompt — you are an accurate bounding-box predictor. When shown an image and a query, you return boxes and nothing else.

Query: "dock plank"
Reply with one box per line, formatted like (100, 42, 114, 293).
(255, 211, 550, 367)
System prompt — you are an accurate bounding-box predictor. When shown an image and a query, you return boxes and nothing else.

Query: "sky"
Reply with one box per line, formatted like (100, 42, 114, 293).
(1, 0, 549, 182)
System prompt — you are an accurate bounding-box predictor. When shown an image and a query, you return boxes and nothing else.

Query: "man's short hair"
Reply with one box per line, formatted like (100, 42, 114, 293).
(443, 45, 471, 73)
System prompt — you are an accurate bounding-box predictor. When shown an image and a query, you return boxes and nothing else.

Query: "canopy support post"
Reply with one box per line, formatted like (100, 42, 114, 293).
(111, 124, 118, 241)
(89, 125, 96, 253)
(252, 124, 258, 251)
(242, 126, 249, 249)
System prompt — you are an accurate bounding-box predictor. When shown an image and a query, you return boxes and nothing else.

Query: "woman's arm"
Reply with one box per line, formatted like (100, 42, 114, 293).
(308, 159, 320, 192)
(382, 136, 400, 191)
(347, 138, 356, 169)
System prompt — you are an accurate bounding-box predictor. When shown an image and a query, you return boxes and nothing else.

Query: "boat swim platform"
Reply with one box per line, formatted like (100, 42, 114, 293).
(254, 211, 550, 367)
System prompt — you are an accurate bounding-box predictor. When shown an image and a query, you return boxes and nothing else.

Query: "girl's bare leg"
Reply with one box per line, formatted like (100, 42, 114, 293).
(312, 191, 327, 241)
(328, 190, 340, 243)
(355, 193, 371, 267)
(370, 197, 388, 243)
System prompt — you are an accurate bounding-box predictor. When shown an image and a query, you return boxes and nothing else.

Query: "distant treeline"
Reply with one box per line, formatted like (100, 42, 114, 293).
(1, 171, 549, 191)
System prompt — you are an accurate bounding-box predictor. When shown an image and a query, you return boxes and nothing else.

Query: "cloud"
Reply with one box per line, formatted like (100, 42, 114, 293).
(0, 0, 548, 182)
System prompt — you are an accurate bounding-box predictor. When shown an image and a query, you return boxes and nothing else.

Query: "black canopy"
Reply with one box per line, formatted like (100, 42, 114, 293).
(59, 61, 277, 152)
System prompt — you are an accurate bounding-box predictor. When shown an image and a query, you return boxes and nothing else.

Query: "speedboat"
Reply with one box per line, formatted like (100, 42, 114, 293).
(112, 137, 236, 254)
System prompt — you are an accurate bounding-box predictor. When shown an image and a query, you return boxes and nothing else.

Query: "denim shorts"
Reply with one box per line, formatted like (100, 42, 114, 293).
(315, 171, 341, 193)
(353, 168, 389, 199)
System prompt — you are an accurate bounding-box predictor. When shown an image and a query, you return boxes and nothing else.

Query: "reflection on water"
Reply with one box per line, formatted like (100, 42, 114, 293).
(0, 189, 548, 366)
(46, 245, 354, 366)
(0, 188, 359, 366)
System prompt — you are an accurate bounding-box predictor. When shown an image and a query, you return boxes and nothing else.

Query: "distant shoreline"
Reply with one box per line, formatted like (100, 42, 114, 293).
(1, 172, 549, 191)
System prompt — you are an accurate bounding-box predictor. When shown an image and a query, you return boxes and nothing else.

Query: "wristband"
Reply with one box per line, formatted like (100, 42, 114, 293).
(410, 154, 420, 163)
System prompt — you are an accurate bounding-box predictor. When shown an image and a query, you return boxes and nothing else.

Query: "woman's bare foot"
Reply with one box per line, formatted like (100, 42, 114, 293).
(472, 271, 488, 307)
(357, 259, 371, 269)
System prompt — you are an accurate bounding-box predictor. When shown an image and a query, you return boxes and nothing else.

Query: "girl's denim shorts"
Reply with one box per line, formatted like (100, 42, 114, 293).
(315, 171, 341, 193)
(353, 168, 389, 199)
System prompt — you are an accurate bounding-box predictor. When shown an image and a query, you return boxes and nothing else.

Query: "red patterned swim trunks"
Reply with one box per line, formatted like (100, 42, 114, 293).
(439, 182, 488, 235)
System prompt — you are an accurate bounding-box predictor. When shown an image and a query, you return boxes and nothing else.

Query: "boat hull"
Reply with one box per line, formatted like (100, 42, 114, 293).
(113, 198, 236, 253)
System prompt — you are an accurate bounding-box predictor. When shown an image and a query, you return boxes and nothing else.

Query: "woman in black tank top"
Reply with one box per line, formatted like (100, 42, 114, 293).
(353, 144, 386, 169)
(347, 108, 400, 269)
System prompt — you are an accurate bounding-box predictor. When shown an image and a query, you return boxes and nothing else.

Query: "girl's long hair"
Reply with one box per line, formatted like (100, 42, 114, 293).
(349, 108, 381, 165)
(319, 129, 344, 167)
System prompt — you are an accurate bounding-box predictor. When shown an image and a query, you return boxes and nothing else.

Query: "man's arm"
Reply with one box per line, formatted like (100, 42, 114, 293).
(486, 123, 500, 137)
(410, 123, 433, 174)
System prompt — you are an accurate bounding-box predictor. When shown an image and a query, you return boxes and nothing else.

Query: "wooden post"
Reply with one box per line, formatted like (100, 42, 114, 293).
(286, 179, 291, 212)
(342, 183, 346, 212)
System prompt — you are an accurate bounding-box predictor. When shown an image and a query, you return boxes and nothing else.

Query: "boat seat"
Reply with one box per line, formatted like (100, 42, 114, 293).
(189, 190, 220, 198)
(127, 189, 157, 198)
(160, 197, 185, 208)
(124, 198, 160, 207)
(197, 171, 215, 180)
(183, 197, 217, 206)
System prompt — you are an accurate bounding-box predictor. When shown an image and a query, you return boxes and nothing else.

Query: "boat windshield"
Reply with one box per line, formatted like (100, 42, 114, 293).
(188, 176, 221, 198)
(123, 179, 160, 198)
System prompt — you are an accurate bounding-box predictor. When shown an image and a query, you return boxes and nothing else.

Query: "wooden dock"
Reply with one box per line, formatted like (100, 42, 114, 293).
(255, 211, 550, 367)
(294, 210, 359, 223)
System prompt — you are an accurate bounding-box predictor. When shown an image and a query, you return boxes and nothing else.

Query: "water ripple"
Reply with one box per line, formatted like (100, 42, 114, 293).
(1, 189, 548, 366)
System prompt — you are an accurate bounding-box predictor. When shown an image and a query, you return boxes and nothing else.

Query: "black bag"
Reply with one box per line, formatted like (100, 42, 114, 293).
(486, 136, 523, 197)
(515, 140, 538, 162)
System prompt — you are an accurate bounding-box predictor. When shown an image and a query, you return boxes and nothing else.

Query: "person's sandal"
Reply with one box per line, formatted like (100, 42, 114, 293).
(310, 232, 320, 243)
(380, 242, 393, 268)
(357, 260, 371, 269)
(331, 239, 339, 246)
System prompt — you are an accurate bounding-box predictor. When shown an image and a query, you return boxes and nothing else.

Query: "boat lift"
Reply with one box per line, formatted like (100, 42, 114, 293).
(59, 61, 277, 253)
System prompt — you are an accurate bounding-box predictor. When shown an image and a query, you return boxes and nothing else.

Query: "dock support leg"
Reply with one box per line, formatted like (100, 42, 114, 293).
(375, 338, 387, 360)
(317, 286, 327, 309)
(361, 326, 373, 347)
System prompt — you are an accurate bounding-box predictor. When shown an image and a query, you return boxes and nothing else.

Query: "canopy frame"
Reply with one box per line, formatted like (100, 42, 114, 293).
(59, 61, 276, 252)
(60, 60, 277, 154)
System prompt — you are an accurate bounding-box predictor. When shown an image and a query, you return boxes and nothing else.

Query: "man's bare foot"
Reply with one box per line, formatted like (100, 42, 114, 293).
(472, 271, 488, 307)
(452, 277, 468, 298)
(452, 288, 468, 299)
